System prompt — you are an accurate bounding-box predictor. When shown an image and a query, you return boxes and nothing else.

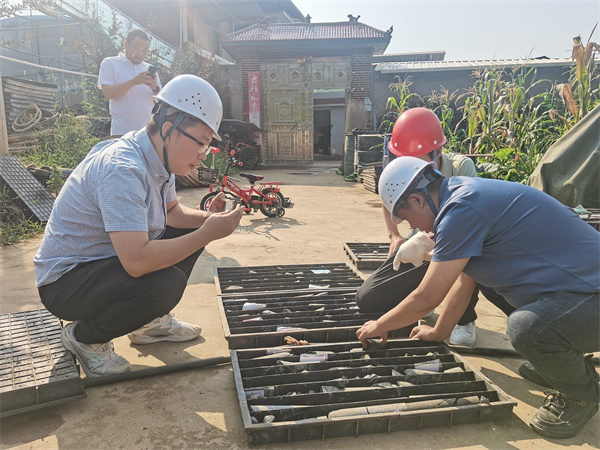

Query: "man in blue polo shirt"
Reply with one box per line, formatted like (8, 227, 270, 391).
(357, 157, 599, 439)
(35, 75, 243, 378)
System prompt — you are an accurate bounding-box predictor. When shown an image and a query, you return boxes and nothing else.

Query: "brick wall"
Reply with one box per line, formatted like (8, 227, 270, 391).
(347, 51, 373, 131)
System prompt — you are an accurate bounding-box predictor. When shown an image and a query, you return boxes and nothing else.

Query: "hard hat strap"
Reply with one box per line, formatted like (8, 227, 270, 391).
(156, 103, 186, 174)
(419, 187, 439, 216)
(397, 167, 441, 216)
(431, 149, 439, 166)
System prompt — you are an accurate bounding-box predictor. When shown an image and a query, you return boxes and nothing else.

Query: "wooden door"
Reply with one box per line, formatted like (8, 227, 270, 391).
(261, 61, 313, 162)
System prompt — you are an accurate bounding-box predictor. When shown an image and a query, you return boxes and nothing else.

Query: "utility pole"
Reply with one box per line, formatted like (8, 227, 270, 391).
(180, 0, 188, 50)
(0, 74, 8, 155)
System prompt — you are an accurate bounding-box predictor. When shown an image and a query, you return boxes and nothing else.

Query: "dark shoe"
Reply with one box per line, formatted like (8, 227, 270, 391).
(530, 390, 599, 438)
(519, 362, 551, 388)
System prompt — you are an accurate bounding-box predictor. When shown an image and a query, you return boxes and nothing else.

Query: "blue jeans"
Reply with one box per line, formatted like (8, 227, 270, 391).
(507, 291, 600, 403)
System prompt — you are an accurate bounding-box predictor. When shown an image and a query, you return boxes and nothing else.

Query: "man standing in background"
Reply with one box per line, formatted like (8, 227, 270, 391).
(98, 28, 160, 138)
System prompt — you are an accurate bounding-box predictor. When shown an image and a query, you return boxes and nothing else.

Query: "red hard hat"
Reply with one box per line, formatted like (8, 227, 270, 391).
(388, 108, 447, 157)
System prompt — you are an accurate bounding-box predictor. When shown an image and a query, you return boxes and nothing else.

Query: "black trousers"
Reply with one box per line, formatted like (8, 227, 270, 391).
(39, 227, 203, 344)
(355, 253, 516, 323)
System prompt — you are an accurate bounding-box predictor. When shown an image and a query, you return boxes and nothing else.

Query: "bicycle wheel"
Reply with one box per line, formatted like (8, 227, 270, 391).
(199, 192, 219, 211)
(241, 199, 252, 214)
(259, 188, 285, 218)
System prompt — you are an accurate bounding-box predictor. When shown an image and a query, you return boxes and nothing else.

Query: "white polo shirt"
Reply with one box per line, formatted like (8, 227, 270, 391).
(98, 53, 161, 136)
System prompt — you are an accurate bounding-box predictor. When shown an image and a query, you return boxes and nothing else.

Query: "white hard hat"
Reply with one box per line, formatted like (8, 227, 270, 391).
(378, 156, 438, 220)
(154, 74, 223, 140)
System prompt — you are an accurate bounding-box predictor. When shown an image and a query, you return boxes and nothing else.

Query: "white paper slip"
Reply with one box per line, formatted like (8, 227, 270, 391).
(299, 352, 329, 363)
(242, 302, 267, 311)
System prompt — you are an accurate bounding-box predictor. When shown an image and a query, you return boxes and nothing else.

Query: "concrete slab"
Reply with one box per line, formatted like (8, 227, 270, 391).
(0, 161, 598, 449)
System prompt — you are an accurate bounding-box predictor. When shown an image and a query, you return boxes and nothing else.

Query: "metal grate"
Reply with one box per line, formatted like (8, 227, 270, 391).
(215, 263, 364, 296)
(0, 154, 55, 223)
(231, 339, 516, 445)
(218, 288, 415, 349)
(0, 309, 86, 417)
(575, 208, 600, 231)
(344, 242, 389, 269)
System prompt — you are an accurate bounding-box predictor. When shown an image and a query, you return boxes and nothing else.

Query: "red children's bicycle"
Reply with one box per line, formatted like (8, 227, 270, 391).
(197, 148, 291, 218)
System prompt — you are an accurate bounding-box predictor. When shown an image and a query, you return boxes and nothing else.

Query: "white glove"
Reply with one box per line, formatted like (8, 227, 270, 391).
(393, 231, 434, 270)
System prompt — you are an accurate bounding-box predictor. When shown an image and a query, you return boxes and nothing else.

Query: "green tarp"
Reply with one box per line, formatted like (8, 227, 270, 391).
(528, 104, 600, 208)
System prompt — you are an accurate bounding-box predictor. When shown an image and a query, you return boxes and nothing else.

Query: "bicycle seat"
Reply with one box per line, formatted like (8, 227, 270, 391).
(239, 172, 263, 184)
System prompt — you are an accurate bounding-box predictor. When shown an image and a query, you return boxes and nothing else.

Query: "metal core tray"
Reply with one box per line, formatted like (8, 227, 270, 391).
(215, 263, 364, 296)
(231, 338, 516, 445)
(343, 242, 389, 270)
(218, 288, 415, 349)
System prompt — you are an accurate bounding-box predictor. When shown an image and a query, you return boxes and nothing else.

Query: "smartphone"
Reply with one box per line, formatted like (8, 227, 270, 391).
(147, 65, 157, 76)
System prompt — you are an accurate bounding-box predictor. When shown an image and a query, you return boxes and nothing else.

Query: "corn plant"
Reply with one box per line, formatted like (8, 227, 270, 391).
(380, 76, 424, 133)
(425, 87, 460, 150)
(456, 69, 506, 154)
(556, 27, 600, 122)
(504, 69, 560, 154)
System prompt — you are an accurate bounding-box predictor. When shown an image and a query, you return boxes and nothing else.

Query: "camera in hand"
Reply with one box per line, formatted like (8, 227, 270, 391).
(147, 65, 157, 76)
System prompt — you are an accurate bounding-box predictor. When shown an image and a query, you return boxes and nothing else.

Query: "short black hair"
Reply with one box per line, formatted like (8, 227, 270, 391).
(126, 28, 149, 44)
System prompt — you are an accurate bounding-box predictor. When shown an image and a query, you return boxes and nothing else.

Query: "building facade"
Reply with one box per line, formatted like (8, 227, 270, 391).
(222, 17, 391, 163)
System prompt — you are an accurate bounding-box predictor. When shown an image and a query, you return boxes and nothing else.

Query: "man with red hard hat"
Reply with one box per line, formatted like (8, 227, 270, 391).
(356, 107, 484, 347)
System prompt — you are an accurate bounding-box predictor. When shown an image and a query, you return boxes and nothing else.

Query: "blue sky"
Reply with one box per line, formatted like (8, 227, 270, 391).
(293, 0, 600, 61)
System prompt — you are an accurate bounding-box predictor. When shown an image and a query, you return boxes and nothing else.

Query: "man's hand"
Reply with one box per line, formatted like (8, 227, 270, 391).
(393, 231, 434, 270)
(102, 72, 157, 100)
(207, 192, 227, 213)
(409, 324, 440, 342)
(201, 204, 243, 242)
(383, 203, 407, 258)
(388, 234, 407, 258)
(133, 71, 154, 86)
(356, 320, 388, 348)
(143, 72, 159, 92)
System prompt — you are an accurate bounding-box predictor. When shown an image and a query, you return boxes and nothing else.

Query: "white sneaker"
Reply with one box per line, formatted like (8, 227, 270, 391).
(128, 313, 201, 345)
(449, 321, 476, 346)
(61, 322, 131, 378)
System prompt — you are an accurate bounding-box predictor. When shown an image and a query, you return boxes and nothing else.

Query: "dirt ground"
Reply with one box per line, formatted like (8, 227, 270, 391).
(1, 161, 598, 449)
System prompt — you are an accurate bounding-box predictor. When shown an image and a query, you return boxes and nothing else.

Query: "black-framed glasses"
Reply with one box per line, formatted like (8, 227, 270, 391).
(176, 127, 211, 155)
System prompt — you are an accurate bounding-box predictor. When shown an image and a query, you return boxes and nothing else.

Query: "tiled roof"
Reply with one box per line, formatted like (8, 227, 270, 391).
(373, 51, 446, 63)
(375, 58, 574, 73)
(223, 22, 391, 43)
